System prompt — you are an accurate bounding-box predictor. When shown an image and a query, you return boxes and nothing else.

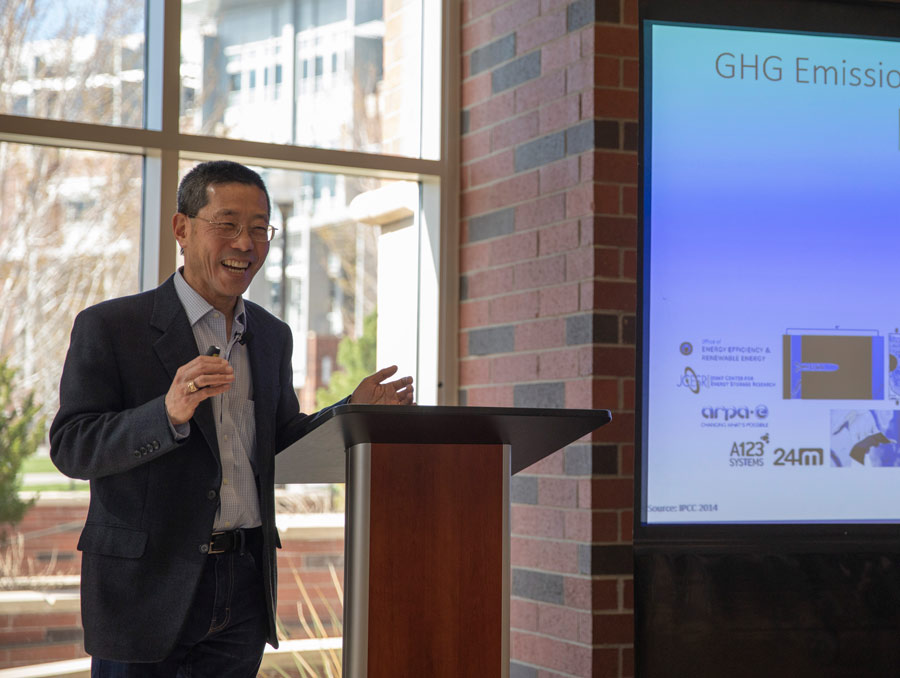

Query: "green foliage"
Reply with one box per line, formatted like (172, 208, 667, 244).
(315, 313, 377, 409)
(0, 359, 45, 530)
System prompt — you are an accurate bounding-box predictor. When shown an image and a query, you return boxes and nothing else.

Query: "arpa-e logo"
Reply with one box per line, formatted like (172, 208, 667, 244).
(702, 405, 769, 421)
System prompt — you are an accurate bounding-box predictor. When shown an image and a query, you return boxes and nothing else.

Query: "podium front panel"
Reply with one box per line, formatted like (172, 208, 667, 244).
(343, 442, 510, 678)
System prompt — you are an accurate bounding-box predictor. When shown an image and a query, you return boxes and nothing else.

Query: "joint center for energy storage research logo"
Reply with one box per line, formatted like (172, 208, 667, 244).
(678, 366, 702, 394)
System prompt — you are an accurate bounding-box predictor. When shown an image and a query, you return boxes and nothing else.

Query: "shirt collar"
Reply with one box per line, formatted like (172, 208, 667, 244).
(173, 269, 247, 333)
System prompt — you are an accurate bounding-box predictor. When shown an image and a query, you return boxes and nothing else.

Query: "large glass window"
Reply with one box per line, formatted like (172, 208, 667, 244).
(0, 143, 142, 417)
(0, 0, 145, 127)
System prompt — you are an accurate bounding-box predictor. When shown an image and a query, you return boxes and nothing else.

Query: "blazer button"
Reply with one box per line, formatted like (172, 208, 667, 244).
(207, 490, 217, 500)
(199, 544, 209, 554)
(153, 440, 160, 450)
(133, 450, 141, 458)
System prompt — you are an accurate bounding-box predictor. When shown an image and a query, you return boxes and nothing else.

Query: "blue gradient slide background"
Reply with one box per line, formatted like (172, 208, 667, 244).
(644, 23, 900, 524)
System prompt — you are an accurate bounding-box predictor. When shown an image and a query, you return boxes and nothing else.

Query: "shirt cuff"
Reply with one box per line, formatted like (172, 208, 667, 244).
(165, 402, 190, 440)
(171, 420, 190, 440)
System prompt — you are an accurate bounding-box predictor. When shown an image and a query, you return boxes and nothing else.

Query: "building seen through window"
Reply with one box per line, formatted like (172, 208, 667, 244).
(180, 0, 429, 158)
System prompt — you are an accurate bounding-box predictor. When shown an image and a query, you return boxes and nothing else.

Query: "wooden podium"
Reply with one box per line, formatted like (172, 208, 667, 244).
(275, 404, 611, 678)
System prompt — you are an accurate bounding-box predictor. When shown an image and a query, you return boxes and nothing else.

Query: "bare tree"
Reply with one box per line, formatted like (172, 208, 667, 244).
(0, 0, 143, 418)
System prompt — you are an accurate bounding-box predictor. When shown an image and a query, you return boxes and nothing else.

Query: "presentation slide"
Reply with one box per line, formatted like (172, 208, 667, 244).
(643, 21, 900, 524)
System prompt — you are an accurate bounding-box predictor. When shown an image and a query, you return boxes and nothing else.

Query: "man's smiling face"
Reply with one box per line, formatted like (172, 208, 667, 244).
(174, 182, 270, 315)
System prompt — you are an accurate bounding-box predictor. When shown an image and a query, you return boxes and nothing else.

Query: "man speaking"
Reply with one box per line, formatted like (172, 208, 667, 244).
(50, 160, 413, 676)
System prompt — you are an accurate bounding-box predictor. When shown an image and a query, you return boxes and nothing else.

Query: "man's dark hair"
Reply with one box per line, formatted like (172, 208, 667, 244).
(177, 160, 271, 218)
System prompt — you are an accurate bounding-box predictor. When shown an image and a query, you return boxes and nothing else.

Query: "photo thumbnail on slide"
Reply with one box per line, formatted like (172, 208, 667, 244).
(831, 409, 900, 467)
(783, 331, 884, 400)
(888, 333, 900, 399)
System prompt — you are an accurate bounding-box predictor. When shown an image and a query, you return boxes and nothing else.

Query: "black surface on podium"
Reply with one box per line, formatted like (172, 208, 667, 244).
(275, 404, 611, 483)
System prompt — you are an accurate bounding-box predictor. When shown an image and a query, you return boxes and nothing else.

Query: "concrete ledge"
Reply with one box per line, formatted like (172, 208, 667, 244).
(0, 576, 80, 590)
(17, 492, 89, 506)
(276, 511, 344, 540)
(0, 658, 88, 678)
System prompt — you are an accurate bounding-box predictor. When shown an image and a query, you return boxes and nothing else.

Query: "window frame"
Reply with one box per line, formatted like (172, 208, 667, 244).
(0, 0, 460, 404)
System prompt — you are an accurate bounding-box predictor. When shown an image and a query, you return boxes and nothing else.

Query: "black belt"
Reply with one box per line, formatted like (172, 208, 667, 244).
(208, 527, 261, 555)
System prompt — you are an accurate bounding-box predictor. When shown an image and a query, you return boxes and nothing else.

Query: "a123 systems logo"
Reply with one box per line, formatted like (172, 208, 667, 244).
(702, 404, 769, 421)
(677, 366, 706, 394)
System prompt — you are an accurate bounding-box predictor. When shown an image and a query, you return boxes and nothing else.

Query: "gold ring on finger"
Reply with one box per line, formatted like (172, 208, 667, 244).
(187, 380, 198, 394)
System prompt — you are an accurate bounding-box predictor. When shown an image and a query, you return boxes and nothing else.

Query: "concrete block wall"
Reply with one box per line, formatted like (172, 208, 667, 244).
(460, 0, 638, 675)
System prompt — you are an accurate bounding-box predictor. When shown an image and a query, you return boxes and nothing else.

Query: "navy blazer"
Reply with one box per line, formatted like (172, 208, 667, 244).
(50, 276, 324, 661)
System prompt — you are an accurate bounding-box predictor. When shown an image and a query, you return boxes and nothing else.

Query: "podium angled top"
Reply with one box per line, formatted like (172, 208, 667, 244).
(275, 404, 611, 483)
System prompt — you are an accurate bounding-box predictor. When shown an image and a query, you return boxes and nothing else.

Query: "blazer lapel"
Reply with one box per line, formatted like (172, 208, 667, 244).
(150, 277, 220, 462)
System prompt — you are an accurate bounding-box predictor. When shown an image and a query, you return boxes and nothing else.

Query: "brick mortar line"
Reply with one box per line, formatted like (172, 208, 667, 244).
(459, 269, 632, 283)
(466, 347, 633, 355)
(509, 626, 633, 647)
(511, 569, 634, 580)
(513, 594, 634, 610)
(459, 351, 631, 362)
(511, 540, 635, 549)
(461, 218, 595, 240)
(458, 256, 633, 272)
(461, 188, 638, 219)
(460, 170, 586, 194)
(460, 115, 638, 138)
(460, 326, 634, 334)
(459, 351, 633, 361)
(458, 308, 631, 319)
(460, 223, 633, 241)
(460, 147, 638, 166)
(512, 612, 634, 627)
(461, 111, 635, 124)
(459, 245, 629, 258)
(462, 58, 606, 81)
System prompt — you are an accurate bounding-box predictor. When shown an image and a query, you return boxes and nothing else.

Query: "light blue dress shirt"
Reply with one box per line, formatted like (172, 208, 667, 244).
(173, 270, 260, 530)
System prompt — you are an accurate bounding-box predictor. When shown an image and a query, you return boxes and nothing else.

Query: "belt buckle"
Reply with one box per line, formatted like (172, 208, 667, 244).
(208, 531, 228, 555)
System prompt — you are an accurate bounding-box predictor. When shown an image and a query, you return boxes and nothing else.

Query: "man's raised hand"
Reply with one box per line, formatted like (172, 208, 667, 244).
(350, 365, 414, 406)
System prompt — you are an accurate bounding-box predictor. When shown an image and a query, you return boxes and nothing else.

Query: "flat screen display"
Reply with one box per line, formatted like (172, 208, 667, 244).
(641, 5, 900, 525)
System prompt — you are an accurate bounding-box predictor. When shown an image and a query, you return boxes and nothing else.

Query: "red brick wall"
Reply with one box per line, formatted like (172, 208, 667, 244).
(460, 0, 637, 675)
(0, 610, 85, 667)
(275, 535, 345, 639)
(1, 501, 345, 669)
(12, 498, 87, 573)
(0, 499, 87, 667)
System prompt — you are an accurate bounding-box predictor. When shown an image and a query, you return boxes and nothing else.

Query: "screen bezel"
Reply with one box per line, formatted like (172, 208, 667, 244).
(636, 0, 900, 545)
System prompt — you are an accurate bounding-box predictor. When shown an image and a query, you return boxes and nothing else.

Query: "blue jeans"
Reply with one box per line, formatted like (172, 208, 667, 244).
(91, 530, 268, 678)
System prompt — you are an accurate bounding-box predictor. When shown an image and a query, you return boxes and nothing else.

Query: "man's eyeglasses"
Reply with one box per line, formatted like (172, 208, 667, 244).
(189, 215, 278, 243)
